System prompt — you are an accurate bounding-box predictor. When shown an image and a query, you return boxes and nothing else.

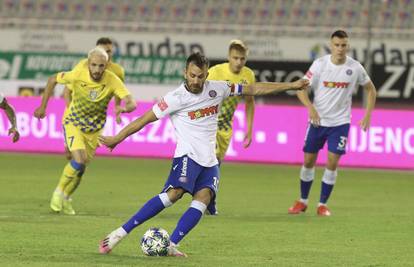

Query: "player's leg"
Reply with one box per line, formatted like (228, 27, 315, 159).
(208, 129, 231, 215)
(168, 164, 218, 257)
(289, 124, 326, 214)
(50, 124, 86, 213)
(99, 156, 201, 254)
(62, 131, 100, 214)
(317, 124, 349, 216)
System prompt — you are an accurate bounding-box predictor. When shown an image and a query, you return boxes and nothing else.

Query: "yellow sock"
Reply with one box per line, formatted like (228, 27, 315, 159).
(63, 175, 82, 198)
(56, 163, 77, 192)
(56, 161, 85, 193)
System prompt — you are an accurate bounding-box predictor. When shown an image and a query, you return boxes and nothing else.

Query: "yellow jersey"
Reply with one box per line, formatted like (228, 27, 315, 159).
(207, 63, 255, 131)
(56, 63, 130, 133)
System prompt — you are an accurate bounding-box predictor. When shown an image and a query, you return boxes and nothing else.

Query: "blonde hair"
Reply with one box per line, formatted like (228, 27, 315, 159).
(88, 46, 109, 61)
(228, 39, 249, 55)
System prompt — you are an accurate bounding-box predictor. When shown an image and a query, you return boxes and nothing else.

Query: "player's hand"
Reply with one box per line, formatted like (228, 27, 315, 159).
(359, 114, 371, 131)
(8, 127, 20, 143)
(309, 106, 320, 127)
(98, 135, 120, 151)
(243, 132, 252, 148)
(34, 107, 46, 119)
(115, 105, 124, 124)
(291, 79, 309, 90)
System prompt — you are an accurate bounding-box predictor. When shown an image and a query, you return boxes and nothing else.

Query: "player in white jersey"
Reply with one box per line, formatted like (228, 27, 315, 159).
(0, 93, 20, 142)
(288, 30, 377, 216)
(97, 53, 308, 257)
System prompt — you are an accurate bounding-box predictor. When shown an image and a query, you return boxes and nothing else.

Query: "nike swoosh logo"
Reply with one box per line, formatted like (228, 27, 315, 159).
(173, 164, 178, 171)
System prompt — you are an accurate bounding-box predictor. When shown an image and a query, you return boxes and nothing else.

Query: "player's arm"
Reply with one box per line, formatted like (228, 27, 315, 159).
(242, 80, 308, 96)
(359, 81, 377, 131)
(243, 95, 255, 148)
(99, 109, 157, 150)
(116, 94, 136, 114)
(63, 86, 72, 107)
(34, 75, 58, 119)
(297, 86, 320, 126)
(0, 98, 20, 142)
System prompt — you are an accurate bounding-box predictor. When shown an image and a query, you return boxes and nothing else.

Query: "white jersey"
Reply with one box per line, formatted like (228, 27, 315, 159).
(152, 80, 242, 167)
(0, 93, 4, 104)
(304, 55, 371, 127)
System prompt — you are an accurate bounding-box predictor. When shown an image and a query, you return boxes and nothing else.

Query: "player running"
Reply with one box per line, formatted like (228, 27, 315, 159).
(34, 47, 136, 215)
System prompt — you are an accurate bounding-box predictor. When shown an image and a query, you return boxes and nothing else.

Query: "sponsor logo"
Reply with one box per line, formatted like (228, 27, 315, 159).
(181, 157, 188, 176)
(346, 69, 353, 75)
(323, 81, 350, 89)
(209, 90, 217, 98)
(157, 98, 168, 111)
(188, 104, 219, 120)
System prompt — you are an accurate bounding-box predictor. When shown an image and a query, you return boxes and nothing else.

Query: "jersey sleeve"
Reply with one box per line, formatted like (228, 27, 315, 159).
(217, 81, 243, 98)
(303, 60, 321, 84)
(119, 68, 125, 82)
(152, 91, 182, 119)
(357, 63, 371, 86)
(112, 75, 130, 99)
(56, 69, 79, 85)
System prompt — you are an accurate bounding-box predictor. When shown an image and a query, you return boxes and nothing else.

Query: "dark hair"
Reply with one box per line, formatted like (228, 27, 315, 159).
(96, 37, 113, 45)
(331, 30, 348, 39)
(186, 52, 209, 69)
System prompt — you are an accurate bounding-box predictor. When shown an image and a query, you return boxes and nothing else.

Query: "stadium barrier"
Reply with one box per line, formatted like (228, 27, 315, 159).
(0, 97, 413, 169)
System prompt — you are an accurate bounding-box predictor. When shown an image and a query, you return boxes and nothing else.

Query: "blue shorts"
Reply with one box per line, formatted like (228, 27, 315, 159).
(303, 123, 350, 155)
(162, 155, 219, 197)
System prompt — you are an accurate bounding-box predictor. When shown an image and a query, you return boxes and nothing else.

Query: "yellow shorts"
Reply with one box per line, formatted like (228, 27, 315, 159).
(62, 123, 101, 161)
(216, 128, 233, 161)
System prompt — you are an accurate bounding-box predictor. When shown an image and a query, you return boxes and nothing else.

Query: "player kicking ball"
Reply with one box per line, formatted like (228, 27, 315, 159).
(98, 52, 308, 257)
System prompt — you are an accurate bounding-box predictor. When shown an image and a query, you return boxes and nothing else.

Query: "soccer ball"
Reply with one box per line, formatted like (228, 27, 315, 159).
(141, 227, 170, 256)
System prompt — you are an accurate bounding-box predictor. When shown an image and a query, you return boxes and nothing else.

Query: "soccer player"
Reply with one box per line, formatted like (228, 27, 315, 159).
(98, 52, 308, 257)
(34, 47, 136, 215)
(206, 40, 255, 214)
(0, 93, 20, 142)
(63, 37, 126, 159)
(288, 30, 377, 216)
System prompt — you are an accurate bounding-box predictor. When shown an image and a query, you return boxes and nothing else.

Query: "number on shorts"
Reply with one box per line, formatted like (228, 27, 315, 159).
(338, 136, 347, 149)
(68, 136, 74, 148)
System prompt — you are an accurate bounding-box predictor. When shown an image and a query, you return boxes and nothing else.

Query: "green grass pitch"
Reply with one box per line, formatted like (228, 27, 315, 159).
(0, 152, 413, 267)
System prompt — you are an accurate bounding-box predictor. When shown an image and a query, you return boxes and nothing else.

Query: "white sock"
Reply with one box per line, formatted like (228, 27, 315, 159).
(115, 227, 128, 237)
(300, 198, 309, 205)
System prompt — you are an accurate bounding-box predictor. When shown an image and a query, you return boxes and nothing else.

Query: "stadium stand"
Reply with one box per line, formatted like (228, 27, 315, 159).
(0, 0, 413, 38)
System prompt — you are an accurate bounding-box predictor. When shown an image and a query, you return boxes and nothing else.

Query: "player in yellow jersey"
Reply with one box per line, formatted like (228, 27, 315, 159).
(34, 47, 136, 215)
(63, 37, 126, 159)
(206, 40, 256, 215)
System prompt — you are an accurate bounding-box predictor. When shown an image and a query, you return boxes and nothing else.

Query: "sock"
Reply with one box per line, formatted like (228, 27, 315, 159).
(170, 200, 206, 245)
(56, 160, 85, 192)
(319, 169, 337, 204)
(122, 193, 173, 233)
(63, 168, 85, 198)
(300, 166, 315, 202)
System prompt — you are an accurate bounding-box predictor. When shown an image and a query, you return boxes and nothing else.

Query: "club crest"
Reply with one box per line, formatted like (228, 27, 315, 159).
(89, 90, 98, 100)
